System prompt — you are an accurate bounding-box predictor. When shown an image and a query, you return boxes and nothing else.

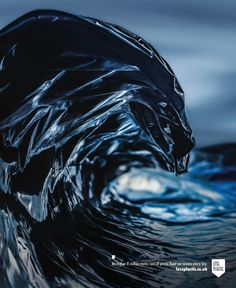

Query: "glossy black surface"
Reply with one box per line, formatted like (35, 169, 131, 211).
(0, 10, 235, 288)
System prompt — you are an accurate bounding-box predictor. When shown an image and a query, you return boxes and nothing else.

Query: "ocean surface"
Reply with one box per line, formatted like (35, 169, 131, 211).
(0, 10, 235, 288)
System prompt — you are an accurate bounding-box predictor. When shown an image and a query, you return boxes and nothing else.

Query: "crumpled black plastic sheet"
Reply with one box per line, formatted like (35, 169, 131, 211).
(0, 10, 194, 287)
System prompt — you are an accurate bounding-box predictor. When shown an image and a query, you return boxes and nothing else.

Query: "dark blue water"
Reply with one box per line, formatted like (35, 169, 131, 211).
(0, 10, 235, 288)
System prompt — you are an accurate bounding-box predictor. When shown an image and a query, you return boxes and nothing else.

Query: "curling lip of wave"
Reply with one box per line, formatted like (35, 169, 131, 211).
(0, 9, 202, 288)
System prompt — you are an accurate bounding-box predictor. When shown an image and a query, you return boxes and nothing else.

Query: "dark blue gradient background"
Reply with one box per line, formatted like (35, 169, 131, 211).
(0, 0, 235, 146)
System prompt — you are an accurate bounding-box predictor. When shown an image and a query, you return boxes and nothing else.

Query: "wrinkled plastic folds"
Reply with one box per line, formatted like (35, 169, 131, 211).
(0, 10, 196, 287)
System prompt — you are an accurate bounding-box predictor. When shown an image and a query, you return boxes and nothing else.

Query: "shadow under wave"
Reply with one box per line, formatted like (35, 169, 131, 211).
(0, 10, 235, 288)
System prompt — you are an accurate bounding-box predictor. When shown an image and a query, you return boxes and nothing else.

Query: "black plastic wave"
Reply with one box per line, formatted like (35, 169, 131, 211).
(0, 10, 196, 288)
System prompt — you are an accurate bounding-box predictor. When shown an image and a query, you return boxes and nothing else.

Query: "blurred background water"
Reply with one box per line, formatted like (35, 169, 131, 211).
(0, 2, 236, 288)
(0, 0, 236, 146)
